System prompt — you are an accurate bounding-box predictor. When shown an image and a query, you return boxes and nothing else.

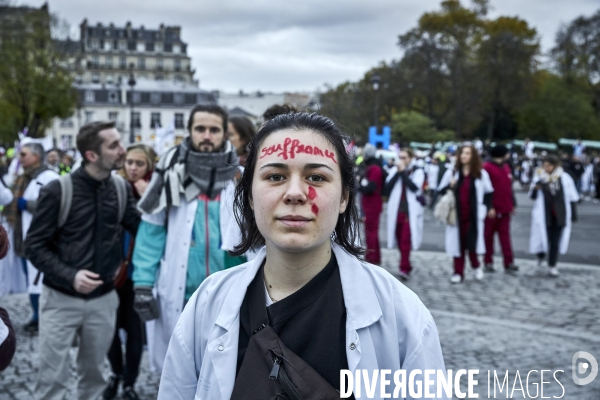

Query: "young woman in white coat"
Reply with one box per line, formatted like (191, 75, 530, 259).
(384, 148, 425, 281)
(529, 155, 579, 277)
(438, 144, 494, 283)
(158, 113, 448, 399)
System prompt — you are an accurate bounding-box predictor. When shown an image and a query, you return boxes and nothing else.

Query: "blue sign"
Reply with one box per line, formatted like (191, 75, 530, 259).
(368, 126, 391, 149)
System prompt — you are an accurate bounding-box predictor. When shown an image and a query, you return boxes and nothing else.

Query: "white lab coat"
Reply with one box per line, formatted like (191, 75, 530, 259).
(385, 166, 425, 250)
(142, 180, 240, 373)
(0, 184, 24, 298)
(528, 172, 579, 255)
(21, 169, 59, 295)
(158, 243, 448, 400)
(426, 163, 440, 190)
(438, 169, 493, 257)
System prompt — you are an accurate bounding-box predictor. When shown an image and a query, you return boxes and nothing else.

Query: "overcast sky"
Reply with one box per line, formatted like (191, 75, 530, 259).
(18, 0, 600, 93)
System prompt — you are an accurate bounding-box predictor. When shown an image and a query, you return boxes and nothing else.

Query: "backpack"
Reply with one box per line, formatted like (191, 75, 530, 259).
(57, 174, 128, 228)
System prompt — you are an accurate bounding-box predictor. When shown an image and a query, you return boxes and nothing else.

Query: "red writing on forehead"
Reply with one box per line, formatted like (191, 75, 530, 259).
(260, 137, 337, 164)
(308, 186, 317, 201)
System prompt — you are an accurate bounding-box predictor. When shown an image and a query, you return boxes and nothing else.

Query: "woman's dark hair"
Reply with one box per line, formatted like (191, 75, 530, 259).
(543, 155, 561, 167)
(229, 116, 256, 155)
(231, 112, 363, 257)
(455, 144, 482, 179)
(262, 103, 298, 121)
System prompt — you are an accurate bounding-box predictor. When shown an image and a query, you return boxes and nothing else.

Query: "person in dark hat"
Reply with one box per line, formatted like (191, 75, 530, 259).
(483, 144, 519, 273)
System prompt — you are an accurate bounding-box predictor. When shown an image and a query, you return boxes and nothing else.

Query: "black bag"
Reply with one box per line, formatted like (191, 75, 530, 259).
(230, 267, 340, 400)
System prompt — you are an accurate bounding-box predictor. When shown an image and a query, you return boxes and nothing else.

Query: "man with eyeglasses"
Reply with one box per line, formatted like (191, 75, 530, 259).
(3, 143, 58, 333)
(132, 104, 243, 374)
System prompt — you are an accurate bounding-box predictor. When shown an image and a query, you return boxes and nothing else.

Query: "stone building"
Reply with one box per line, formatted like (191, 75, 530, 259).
(77, 19, 196, 85)
(48, 80, 216, 148)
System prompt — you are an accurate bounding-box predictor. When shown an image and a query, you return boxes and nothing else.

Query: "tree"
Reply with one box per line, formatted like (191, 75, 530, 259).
(0, 4, 77, 141)
(390, 111, 454, 143)
(516, 72, 600, 141)
(551, 10, 600, 115)
(477, 17, 539, 140)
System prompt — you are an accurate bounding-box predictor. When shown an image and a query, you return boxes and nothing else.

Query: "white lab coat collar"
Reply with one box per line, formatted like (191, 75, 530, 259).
(213, 243, 383, 332)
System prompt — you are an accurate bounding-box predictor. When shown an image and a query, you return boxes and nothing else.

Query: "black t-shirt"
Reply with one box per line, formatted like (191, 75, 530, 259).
(236, 253, 349, 392)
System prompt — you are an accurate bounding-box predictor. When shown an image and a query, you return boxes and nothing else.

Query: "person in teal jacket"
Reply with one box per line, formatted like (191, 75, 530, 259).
(131, 104, 243, 373)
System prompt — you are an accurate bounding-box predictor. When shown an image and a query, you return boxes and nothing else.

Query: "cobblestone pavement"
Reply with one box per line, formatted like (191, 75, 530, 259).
(1, 249, 599, 399)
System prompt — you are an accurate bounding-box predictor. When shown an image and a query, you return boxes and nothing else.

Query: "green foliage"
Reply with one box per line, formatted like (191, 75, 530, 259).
(516, 73, 600, 141)
(391, 111, 455, 143)
(0, 7, 77, 141)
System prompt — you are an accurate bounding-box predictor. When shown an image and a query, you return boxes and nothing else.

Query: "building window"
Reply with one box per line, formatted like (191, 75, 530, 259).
(131, 112, 141, 128)
(174, 59, 181, 71)
(175, 113, 184, 129)
(175, 75, 184, 82)
(174, 93, 183, 104)
(91, 73, 100, 83)
(120, 56, 127, 69)
(137, 42, 145, 52)
(119, 41, 127, 51)
(85, 91, 95, 102)
(106, 74, 114, 84)
(59, 118, 74, 128)
(60, 135, 73, 149)
(138, 57, 145, 70)
(106, 56, 113, 68)
(90, 40, 99, 50)
(92, 55, 99, 67)
(150, 112, 161, 128)
(109, 111, 118, 121)
(133, 92, 141, 102)
(108, 91, 118, 102)
(156, 42, 163, 52)
(85, 111, 94, 123)
(150, 92, 161, 104)
(173, 45, 181, 54)
(104, 41, 112, 51)
(155, 75, 164, 81)
(156, 58, 163, 70)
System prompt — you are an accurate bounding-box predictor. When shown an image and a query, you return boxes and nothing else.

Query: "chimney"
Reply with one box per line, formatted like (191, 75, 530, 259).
(80, 18, 88, 41)
(126, 21, 132, 38)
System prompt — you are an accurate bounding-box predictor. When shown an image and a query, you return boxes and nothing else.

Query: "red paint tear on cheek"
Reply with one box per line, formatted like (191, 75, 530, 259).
(308, 186, 317, 200)
(311, 204, 319, 215)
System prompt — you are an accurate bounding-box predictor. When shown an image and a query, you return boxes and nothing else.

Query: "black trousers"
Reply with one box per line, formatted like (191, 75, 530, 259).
(107, 279, 144, 388)
(537, 222, 563, 267)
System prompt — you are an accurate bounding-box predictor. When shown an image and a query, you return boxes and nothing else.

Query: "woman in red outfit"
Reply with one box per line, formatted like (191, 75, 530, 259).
(357, 144, 383, 264)
(384, 148, 425, 281)
(438, 145, 494, 283)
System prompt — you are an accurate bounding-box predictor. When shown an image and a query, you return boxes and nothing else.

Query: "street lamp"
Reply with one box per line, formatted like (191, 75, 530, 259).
(370, 73, 381, 128)
(128, 70, 137, 144)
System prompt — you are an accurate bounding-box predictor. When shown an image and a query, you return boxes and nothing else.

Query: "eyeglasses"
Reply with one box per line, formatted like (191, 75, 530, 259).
(19, 152, 28, 158)
(125, 159, 146, 167)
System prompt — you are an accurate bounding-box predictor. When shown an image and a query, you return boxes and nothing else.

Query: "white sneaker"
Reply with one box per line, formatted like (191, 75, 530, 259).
(450, 274, 463, 284)
(549, 266, 559, 277)
(475, 268, 484, 280)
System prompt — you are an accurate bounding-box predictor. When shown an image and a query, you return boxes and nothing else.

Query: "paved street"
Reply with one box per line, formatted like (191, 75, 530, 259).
(1, 248, 599, 399)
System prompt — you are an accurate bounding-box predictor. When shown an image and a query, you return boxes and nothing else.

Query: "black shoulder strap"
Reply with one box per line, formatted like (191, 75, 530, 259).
(248, 262, 270, 335)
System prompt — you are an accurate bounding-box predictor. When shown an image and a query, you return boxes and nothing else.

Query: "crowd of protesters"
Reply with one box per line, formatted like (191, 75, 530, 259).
(354, 137, 590, 282)
(0, 103, 594, 399)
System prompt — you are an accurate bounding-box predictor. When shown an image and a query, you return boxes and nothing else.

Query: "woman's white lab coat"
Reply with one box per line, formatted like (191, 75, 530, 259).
(437, 169, 493, 257)
(385, 166, 425, 250)
(528, 172, 579, 255)
(158, 243, 448, 400)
